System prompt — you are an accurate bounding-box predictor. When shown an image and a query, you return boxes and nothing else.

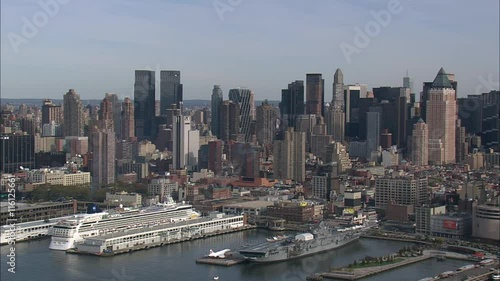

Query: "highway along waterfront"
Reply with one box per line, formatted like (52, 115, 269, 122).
(1, 229, 472, 281)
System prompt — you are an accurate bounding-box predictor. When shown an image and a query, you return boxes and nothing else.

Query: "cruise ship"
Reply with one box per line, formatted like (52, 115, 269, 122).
(1, 215, 74, 245)
(49, 198, 200, 250)
(239, 216, 375, 263)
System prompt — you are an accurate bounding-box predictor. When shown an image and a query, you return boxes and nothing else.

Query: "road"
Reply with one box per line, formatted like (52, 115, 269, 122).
(440, 261, 499, 281)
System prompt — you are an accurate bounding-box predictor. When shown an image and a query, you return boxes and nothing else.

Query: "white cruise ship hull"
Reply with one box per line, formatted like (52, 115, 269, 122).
(49, 237, 76, 251)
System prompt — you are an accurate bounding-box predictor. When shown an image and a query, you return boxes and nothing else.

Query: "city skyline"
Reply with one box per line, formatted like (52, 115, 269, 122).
(1, 0, 499, 100)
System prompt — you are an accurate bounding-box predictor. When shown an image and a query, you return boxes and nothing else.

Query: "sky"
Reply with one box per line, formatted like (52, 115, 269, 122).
(1, 0, 499, 101)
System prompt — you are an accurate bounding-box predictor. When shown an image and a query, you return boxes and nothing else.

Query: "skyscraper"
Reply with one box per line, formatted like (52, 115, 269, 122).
(91, 128, 116, 186)
(306, 74, 323, 116)
(211, 85, 223, 138)
(256, 100, 278, 145)
(411, 118, 429, 166)
(366, 108, 381, 159)
(0, 134, 35, 173)
(121, 97, 135, 140)
(426, 68, 457, 164)
(228, 88, 255, 142)
(273, 128, 306, 182)
(63, 89, 84, 137)
(41, 99, 62, 126)
(280, 80, 305, 128)
(219, 100, 240, 142)
(208, 140, 223, 176)
(172, 114, 190, 170)
(104, 93, 121, 139)
(481, 90, 500, 151)
(99, 94, 115, 132)
(420, 69, 457, 122)
(326, 106, 345, 143)
(160, 70, 182, 115)
(134, 70, 155, 139)
(332, 69, 344, 110)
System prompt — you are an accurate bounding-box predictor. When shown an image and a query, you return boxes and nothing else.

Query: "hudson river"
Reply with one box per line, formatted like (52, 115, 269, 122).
(1, 229, 470, 281)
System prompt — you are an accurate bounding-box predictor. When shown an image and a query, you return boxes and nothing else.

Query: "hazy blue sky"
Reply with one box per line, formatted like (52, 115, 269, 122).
(1, 0, 499, 100)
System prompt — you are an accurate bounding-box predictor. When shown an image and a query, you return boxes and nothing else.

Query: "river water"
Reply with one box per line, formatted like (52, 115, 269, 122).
(0, 229, 470, 281)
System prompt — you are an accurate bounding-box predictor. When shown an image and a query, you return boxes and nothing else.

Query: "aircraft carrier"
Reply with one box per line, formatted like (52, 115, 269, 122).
(239, 218, 375, 263)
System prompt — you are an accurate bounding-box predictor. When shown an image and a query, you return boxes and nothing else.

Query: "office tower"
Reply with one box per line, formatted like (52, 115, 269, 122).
(172, 115, 190, 170)
(366, 108, 382, 158)
(211, 85, 223, 138)
(280, 80, 305, 128)
(228, 88, 255, 142)
(426, 68, 457, 164)
(306, 74, 323, 116)
(325, 107, 345, 143)
(20, 116, 36, 135)
(325, 141, 351, 174)
(374, 174, 428, 209)
(160, 70, 182, 115)
(458, 95, 482, 135)
(332, 69, 344, 110)
(121, 97, 135, 140)
(456, 119, 468, 163)
(172, 115, 198, 171)
(134, 70, 155, 139)
(41, 99, 62, 126)
(380, 129, 392, 150)
(63, 89, 84, 137)
(421, 69, 458, 122)
(0, 134, 35, 172)
(99, 94, 115, 131)
(273, 128, 306, 182)
(256, 100, 278, 145)
(344, 84, 369, 139)
(208, 140, 223, 176)
(403, 71, 413, 93)
(481, 90, 499, 151)
(91, 128, 116, 185)
(219, 100, 240, 142)
(410, 119, 429, 166)
(103, 93, 121, 138)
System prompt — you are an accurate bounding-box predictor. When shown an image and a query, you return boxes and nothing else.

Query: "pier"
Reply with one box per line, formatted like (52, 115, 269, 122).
(67, 214, 256, 256)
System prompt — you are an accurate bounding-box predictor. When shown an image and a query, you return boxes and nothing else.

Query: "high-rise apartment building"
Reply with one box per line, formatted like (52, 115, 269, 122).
(41, 99, 62, 126)
(63, 89, 84, 137)
(280, 80, 305, 128)
(91, 128, 116, 186)
(160, 70, 182, 115)
(172, 115, 191, 170)
(426, 68, 457, 164)
(410, 119, 429, 166)
(99, 95, 115, 132)
(121, 97, 135, 140)
(134, 70, 155, 139)
(229, 88, 255, 142)
(208, 140, 223, 176)
(325, 141, 351, 174)
(481, 90, 499, 151)
(306, 74, 324, 116)
(256, 100, 278, 145)
(211, 85, 223, 138)
(273, 128, 306, 182)
(366, 109, 381, 158)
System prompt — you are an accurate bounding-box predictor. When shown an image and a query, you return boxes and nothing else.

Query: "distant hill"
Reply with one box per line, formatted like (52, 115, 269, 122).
(0, 98, 280, 108)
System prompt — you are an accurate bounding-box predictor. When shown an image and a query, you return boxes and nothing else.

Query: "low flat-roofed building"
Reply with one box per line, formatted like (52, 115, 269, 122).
(223, 200, 275, 216)
(105, 192, 142, 207)
(430, 213, 472, 239)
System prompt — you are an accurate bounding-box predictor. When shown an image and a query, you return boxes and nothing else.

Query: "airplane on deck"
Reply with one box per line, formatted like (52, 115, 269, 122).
(208, 249, 230, 258)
